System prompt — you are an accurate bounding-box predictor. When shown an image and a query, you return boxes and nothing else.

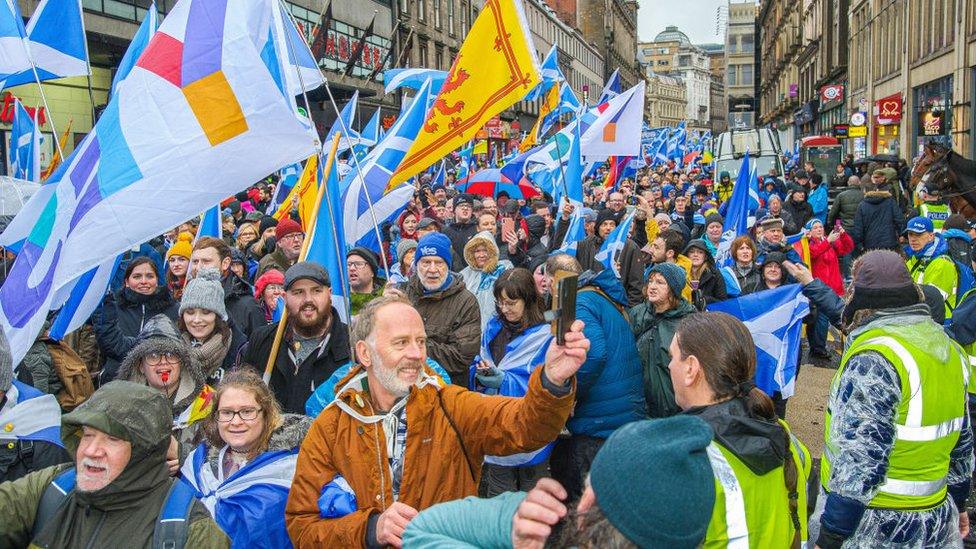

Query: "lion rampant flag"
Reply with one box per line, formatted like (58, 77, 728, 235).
(386, 0, 540, 190)
(174, 385, 215, 429)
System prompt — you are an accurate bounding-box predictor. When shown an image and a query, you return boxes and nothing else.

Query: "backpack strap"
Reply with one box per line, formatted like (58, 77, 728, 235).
(31, 467, 76, 539)
(579, 286, 629, 321)
(152, 479, 197, 549)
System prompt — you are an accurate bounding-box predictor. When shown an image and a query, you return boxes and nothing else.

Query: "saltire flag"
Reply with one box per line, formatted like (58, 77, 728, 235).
(523, 44, 561, 101)
(352, 106, 382, 160)
(650, 130, 669, 165)
(111, 0, 158, 97)
(555, 203, 586, 255)
(9, 99, 41, 181)
(47, 254, 120, 340)
(269, 1, 325, 96)
(430, 159, 446, 188)
(0, 0, 32, 83)
(273, 154, 319, 231)
(666, 121, 687, 164)
(341, 78, 434, 252)
(197, 205, 223, 240)
(714, 153, 752, 267)
(267, 162, 301, 214)
(386, 0, 541, 190)
(707, 285, 810, 399)
(456, 141, 474, 181)
(0, 381, 63, 448)
(579, 81, 645, 159)
(597, 68, 620, 104)
(180, 443, 300, 549)
(1, 0, 89, 89)
(326, 91, 364, 152)
(0, 0, 317, 365)
(383, 67, 447, 95)
(594, 209, 635, 277)
(305, 151, 350, 323)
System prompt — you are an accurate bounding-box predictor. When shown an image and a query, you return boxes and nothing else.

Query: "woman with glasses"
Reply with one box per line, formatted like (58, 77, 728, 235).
(92, 256, 179, 385)
(119, 314, 211, 461)
(470, 268, 554, 497)
(253, 268, 286, 324)
(180, 370, 312, 549)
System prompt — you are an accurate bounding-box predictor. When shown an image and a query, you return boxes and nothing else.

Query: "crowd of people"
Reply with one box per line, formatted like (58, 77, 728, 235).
(1, 152, 976, 549)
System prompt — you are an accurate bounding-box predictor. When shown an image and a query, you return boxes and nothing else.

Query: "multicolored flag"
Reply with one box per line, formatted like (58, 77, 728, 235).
(386, 0, 541, 190)
(579, 81, 645, 159)
(0, 0, 317, 365)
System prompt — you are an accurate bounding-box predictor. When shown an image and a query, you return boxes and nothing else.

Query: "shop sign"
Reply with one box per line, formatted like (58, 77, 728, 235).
(301, 21, 390, 72)
(0, 92, 46, 126)
(874, 93, 902, 125)
(819, 84, 845, 108)
(918, 110, 946, 136)
(832, 124, 850, 138)
(788, 84, 798, 98)
(850, 112, 866, 126)
(848, 125, 867, 138)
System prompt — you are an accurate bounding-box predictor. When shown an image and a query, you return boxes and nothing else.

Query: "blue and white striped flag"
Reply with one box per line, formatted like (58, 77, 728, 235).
(110, 1, 157, 97)
(268, 162, 301, 214)
(0, 381, 63, 447)
(383, 67, 447, 94)
(555, 204, 586, 256)
(594, 209, 636, 277)
(707, 285, 810, 398)
(597, 69, 620, 104)
(340, 79, 433, 254)
(9, 99, 41, 182)
(0, 0, 32, 83)
(180, 443, 299, 549)
(196, 205, 223, 241)
(1, 0, 89, 89)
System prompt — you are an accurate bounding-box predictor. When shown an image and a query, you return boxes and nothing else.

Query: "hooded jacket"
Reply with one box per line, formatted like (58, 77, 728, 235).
(92, 286, 179, 383)
(685, 239, 728, 306)
(568, 269, 646, 438)
(806, 232, 855, 296)
(403, 274, 481, 386)
(520, 214, 549, 268)
(629, 297, 697, 418)
(460, 231, 512, 330)
(0, 381, 228, 548)
(284, 364, 576, 547)
(783, 195, 814, 229)
(850, 190, 905, 251)
(443, 218, 479, 270)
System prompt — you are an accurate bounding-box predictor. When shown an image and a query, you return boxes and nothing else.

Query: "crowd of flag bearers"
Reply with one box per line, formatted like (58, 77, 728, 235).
(2, 0, 976, 547)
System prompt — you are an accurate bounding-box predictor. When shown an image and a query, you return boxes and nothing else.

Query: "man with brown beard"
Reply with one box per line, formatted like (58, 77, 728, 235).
(239, 262, 350, 413)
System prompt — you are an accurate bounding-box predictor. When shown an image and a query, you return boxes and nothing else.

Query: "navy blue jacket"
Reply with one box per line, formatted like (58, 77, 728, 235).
(567, 269, 646, 438)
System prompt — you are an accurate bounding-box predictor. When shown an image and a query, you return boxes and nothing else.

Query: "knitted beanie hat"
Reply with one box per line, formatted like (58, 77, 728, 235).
(180, 267, 228, 320)
(166, 232, 193, 261)
(348, 247, 379, 276)
(648, 262, 687, 300)
(0, 329, 11, 393)
(843, 249, 921, 326)
(396, 239, 418, 262)
(275, 218, 302, 241)
(590, 416, 716, 548)
(258, 215, 278, 235)
(415, 232, 452, 266)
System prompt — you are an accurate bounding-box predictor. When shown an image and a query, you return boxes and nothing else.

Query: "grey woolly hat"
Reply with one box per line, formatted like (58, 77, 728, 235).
(180, 267, 228, 320)
(0, 329, 11, 393)
(396, 239, 418, 262)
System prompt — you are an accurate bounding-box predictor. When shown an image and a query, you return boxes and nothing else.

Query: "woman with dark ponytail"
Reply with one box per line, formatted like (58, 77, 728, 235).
(668, 311, 812, 548)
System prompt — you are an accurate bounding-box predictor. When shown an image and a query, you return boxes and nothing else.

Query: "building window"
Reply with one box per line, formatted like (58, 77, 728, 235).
(434, 0, 441, 28)
(727, 66, 737, 86)
(741, 34, 754, 53)
(400, 0, 409, 16)
(448, 0, 454, 34)
(435, 45, 443, 69)
(418, 0, 425, 21)
(419, 42, 428, 66)
(741, 65, 753, 86)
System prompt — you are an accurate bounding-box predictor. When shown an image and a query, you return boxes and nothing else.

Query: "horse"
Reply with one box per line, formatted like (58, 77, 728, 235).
(911, 142, 976, 221)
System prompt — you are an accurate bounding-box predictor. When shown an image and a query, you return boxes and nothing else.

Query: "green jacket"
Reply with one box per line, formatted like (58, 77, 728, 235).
(827, 187, 864, 233)
(630, 299, 697, 418)
(906, 254, 959, 319)
(0, 464, 228, 548)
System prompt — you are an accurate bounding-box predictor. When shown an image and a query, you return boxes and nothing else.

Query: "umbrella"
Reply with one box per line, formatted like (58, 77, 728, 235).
(866, 154, 901, 164)
(0, 176, 40, 217)
(456, 168, 541, 200)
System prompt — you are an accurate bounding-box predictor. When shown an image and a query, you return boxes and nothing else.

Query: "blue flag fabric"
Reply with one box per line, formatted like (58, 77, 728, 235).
(306, 153, 350, 323)
(111, 1, 157, 96)
(594, 209, 636, 277)
(706, 284, 810, 398)
(715, 154, 753, 267)
(555, 205, 586, 255)
(268, 162, 301, 214)
(9, 99, 40, 181)
(1, 0, 89, 89)
(597, 69, 620, 104)
(0, 0, 31, 82)
(383, 67, 447, 94)
(197, 205, 223, 240)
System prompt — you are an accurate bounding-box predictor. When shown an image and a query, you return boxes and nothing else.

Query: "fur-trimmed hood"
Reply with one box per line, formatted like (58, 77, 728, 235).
(118, 315, 208, 414)
(462, 230, 500, 273)
(204, 413, 312, 474)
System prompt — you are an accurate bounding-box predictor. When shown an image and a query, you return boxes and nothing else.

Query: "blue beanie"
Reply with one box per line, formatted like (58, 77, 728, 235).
(804, 218, 823, 232)
(415, 232, 452, 266)
(647, 262, 687, 299)
(590, 416, 716, 547)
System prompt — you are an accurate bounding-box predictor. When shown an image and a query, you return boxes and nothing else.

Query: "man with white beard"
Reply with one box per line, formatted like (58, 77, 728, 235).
(285, 294, 590, 548)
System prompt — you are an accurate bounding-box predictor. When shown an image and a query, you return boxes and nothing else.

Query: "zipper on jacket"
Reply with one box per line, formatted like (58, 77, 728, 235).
(83, 509, 107, 549)
(364, 399, 389, 509)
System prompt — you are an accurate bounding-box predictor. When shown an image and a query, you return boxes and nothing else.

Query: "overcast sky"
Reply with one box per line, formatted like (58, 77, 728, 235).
(637, 0, 730, 44)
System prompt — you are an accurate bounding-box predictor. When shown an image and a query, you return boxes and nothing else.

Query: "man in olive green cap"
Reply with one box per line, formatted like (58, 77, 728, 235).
(0, 381, 229, 548)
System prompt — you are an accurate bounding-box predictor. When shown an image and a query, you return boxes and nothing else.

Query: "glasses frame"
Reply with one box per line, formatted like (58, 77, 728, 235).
(215, 407, 263, 423)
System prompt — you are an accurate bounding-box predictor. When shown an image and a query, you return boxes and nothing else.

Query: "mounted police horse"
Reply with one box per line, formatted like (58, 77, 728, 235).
(911, 142, 976, 221)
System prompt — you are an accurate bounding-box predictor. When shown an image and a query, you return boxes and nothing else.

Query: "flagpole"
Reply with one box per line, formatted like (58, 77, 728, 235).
(263, 132, 343, 385)
(24, 59, 64, 161)
(79, 0, 98, 126)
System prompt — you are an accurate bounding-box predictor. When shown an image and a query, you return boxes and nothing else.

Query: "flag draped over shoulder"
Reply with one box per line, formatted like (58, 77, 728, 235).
(707, 285, 810, 399)
(386, 0, 540, 189)
(0, 0, 317, 365)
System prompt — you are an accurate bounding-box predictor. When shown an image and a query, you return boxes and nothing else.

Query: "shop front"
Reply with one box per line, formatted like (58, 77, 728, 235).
(848, 111, 868, 159)
(912, 75, 953, 156)
(818, 84, 846, 134)
(873, 92, 903, 156)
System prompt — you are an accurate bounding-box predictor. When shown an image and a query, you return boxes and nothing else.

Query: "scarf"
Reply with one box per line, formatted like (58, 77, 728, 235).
(183, 328, 231, 379)
(904, 234, 949, 261)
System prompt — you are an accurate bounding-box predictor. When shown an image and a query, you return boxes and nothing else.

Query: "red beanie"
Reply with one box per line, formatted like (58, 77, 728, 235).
(275, 218, 302, 241)
(254, 269, 285, 299)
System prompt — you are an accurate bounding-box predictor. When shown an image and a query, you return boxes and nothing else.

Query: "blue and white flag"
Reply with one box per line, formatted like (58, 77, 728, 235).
(1, 0, 89, 89)
(666, 121, 687, 163)
(180, 444, 299, 549)
(197, 205, 223, 241)
(456, 141, 474, 181)
(352, 106, 382, 160)
(0, 0, 32, 83)
(383, 67, 447, 95)
(555, 204, 586, 255)
(267, 162, 301, 214)
(307, 153, 349, 322)
(707, 285, 810, 398)
(326, 90, 363, 152)
(597, 68, 620, 104)
(9, 99, 41, 181)
(271, 1, 325, 96)
(523, 45, 561, 101)
(594, 209, 635, 277)
(110, 1, 158, 97)
(0, 381, 63, 447)
(715, 154, 753, 267)
(339, 79, 433, 254)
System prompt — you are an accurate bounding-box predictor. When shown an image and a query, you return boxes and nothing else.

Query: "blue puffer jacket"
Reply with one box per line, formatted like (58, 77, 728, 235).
(567, 269, 646, 438)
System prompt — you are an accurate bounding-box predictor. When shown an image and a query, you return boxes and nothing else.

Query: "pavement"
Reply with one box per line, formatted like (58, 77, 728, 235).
(785, 334, 845, 459)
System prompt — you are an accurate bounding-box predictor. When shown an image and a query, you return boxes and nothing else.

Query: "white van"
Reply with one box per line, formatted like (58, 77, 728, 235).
(711, 128, 785, 180)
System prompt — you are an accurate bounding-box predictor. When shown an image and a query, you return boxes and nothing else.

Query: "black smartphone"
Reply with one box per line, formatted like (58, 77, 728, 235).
(550, 271, 578, 345)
